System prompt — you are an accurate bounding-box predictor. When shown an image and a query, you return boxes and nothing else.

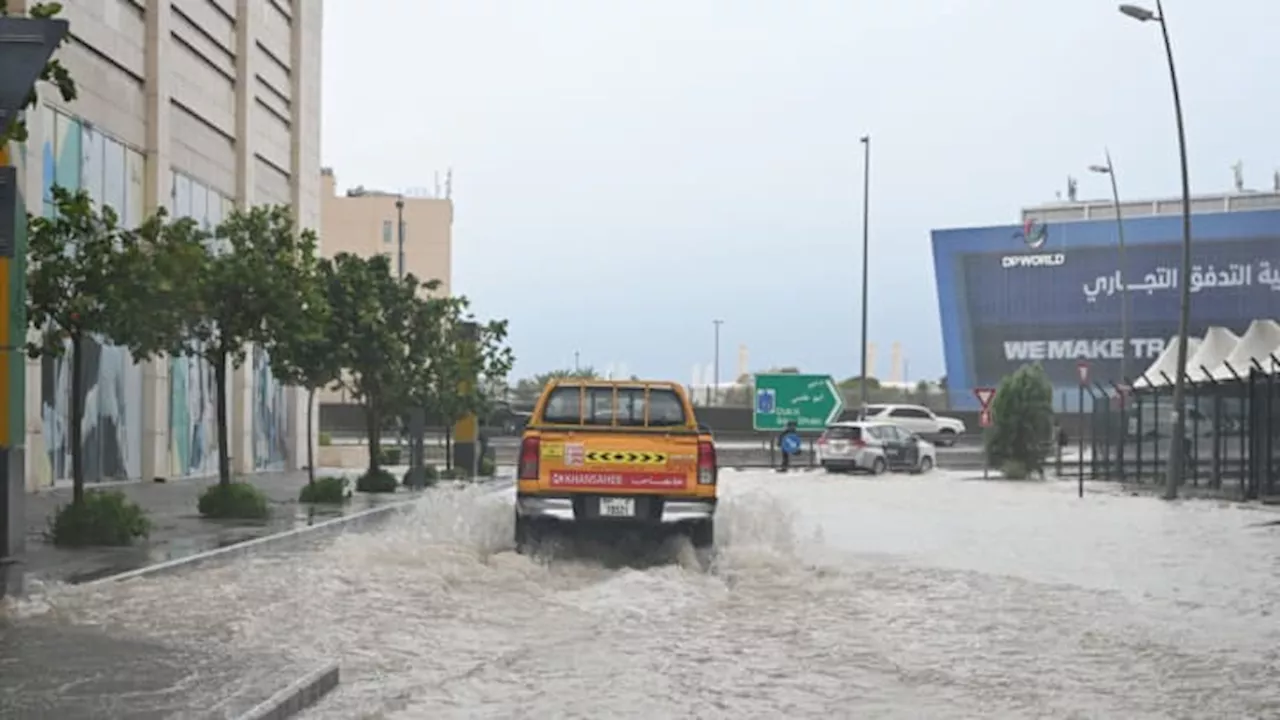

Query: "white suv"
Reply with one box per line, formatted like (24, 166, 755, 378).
(817, 421, 937, 474)
(862, 404, 965, 446)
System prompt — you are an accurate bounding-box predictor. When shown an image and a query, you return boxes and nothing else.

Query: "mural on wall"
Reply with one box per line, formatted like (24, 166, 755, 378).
(167, 171, 224, 478)
(38, 106, 145, 484)
(252, 346, 289, 470)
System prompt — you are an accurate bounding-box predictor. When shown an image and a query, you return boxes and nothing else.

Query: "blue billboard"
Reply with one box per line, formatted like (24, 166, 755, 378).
(932, 209, 1280, 410)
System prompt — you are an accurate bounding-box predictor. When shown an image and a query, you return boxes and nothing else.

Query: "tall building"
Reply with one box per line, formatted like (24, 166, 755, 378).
(9, 0, 323, 489)
(319, 168, 453, 295)
(317, 168, 453, 403)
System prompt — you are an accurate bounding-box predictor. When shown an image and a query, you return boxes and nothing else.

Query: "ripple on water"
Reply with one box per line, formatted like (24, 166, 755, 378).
(8, 475, 1280, 720)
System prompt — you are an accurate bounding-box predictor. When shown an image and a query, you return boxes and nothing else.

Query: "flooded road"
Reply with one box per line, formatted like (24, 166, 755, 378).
(10, 471, 1280, 719)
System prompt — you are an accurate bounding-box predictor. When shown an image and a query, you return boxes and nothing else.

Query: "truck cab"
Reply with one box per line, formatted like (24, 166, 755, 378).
(515, 379, 717, 552)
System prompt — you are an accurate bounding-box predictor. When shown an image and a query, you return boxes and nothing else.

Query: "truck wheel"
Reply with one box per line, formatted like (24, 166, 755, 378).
(514, 514, 538, 554)
(689, 520, 714, 550)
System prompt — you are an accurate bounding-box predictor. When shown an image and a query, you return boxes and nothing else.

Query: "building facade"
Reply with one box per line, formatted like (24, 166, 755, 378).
(932, 191, 1280, 411)
(9, 0, 323, 489)
(318, 168, 453, 404)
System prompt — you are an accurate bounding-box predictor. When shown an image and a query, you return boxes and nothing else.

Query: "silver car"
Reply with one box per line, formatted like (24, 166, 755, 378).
(817, 421, 937, 474)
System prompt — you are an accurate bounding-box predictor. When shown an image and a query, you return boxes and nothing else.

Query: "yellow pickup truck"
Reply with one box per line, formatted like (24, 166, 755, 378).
(515, 379, 718, 553)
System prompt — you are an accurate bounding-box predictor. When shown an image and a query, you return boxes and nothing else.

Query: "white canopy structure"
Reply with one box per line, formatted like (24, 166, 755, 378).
(1134, 335, 1200, 389)
(1207, 319, 1280, 381)
(1185, 326, 1240, 382)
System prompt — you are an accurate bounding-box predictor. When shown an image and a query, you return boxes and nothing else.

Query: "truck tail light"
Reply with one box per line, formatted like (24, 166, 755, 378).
(697, 440, 717, 485)
(519, 437, 540, 480)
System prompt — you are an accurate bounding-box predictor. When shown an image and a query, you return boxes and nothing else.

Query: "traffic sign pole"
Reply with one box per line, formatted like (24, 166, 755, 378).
(973, 387, 996, 479)
(0, 16, 70, 600)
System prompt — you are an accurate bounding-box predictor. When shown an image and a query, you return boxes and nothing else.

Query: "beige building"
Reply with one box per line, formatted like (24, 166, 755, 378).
(319, 168, 453, 293)
(318, 168, 454, 403)
(9, 0, 323, 489)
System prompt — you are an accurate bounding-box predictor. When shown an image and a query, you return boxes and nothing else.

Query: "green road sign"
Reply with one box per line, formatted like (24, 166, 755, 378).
(752, 373, 845, 431)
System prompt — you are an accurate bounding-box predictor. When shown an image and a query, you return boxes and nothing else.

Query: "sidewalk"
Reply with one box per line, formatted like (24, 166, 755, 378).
(21, 467, 411, 586)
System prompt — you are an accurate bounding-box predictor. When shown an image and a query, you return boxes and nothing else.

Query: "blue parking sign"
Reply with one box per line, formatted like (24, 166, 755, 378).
(756, 389, 777, 414)
(780, 433, 802, 455)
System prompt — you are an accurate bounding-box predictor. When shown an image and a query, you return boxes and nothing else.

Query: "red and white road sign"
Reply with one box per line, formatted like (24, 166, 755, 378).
(1076, 361, 1090, 386)
(973, 387, 996, 410)
(979, 409, 993, 428)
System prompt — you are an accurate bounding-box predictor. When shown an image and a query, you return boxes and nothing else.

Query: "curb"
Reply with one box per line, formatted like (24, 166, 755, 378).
(235, 662, 341, 720)
(80, 498, 421, 588)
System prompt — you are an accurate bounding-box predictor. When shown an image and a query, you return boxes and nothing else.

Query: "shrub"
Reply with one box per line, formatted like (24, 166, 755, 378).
(985, 363, 1054, 476)
(318, 431, 332, 447)
(356, 468, 398, 493)
(440, 467, 469, 481)
(298, 476, 349, 504)
(402, 464, 438, 488)
(47, 490, 152, 548)
(198, 482, 271, 520)
(478, 456, 496, 477)
(379, 446, 402, 466)
(1001, 459, 1029, 480)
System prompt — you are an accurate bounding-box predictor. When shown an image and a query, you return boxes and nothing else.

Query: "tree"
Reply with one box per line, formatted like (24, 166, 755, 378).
(168, 205, 315, 486)
(0, 2, 76, 146)
(325, 253, 422, 476)
(985, 364, 1054, 479)
(426, 300, 514, 470)
(261, 231, 336, 483)
(26, 188, 135, 502)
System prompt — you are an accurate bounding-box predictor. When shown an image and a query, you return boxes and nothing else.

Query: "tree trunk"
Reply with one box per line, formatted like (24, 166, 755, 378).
(214, 347, 232, 486)
(306, 386, 316, 484)
(365, 398, 381, 474)
(69, 332, 85, 505)
(444, 425, 453, 471)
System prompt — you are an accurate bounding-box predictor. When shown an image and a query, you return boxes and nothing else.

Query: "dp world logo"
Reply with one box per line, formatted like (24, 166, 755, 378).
(1014, 219, 1048, 249)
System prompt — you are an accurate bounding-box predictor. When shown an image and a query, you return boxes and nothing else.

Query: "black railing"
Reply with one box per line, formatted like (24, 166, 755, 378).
(1074, 359, 1280, 500)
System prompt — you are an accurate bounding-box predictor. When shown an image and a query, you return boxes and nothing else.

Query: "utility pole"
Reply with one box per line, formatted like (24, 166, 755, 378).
(574, 351, 580, 372)
(395, 196, 405, 280)
(859, 135, 872, 419)
(712, 319, 724, 407)
(0, 15, 71, 599)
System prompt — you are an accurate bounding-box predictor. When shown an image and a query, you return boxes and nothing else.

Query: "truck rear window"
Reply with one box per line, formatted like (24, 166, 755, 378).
(540, 386, 687, 427)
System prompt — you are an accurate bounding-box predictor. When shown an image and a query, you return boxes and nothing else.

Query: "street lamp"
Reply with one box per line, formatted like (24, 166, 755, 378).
(1088, 151, 1130, 383)
(395, 196, 406, 280)
(712, 319, 724, 407)
(1120, 0, 1193, 500)
(859, 135, 871, 419)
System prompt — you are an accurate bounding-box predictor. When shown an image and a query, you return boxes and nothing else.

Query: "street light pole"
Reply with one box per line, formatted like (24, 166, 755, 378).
(1120, 1, 1192, 500)
(712, 319, 724, 407)
(395, 196, 406, 280)
(859, 135, 871, 419)
(1089, 150, 1130, 383)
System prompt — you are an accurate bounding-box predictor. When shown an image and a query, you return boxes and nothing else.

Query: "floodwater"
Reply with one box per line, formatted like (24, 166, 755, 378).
(9, 470, 1280, 719)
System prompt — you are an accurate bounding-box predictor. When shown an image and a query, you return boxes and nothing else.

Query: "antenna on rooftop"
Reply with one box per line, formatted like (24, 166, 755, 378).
(1232, 161, 1245, 192)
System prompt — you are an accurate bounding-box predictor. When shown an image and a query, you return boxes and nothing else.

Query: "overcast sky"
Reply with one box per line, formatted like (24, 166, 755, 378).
(320, 0, 1278, 384)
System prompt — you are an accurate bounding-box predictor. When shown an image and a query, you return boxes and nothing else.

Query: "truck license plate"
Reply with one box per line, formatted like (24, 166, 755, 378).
(599, 497, 635, 518)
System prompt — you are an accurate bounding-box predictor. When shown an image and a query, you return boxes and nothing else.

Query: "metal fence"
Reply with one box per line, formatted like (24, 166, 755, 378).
(1076, 358, 1280, 500)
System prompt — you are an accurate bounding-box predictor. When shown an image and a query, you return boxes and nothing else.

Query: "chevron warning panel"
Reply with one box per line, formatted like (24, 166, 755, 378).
(584, 450, 668, 466)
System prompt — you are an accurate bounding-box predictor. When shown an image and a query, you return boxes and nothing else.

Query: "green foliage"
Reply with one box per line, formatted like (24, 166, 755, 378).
(355, 468, 398, 493)
(0, 2, 77, 147)
(318, 431, 332, 446)
(1001, 459, 1029, 480)
(478, 455, 496, 477)
(26, 188, 146, 502)
(46, 490, 151, 547)
(420, 299, 516, 435)
(197, 482, 270, 520)
(298, 476, 349, 504)
(402, 464, 438, 488)
(440, 467, 469, 480)
(984, 364, 1054, 476)
(325, 253, 424, 472)
(380, 446, 402, 466)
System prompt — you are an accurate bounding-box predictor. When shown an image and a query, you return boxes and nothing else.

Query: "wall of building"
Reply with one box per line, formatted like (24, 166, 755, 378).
(317, 169, 453, 404)
(11, 0, 322, 489)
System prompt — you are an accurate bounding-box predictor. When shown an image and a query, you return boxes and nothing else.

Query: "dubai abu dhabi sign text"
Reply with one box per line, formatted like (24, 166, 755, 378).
(1001, 218, 1065, 269)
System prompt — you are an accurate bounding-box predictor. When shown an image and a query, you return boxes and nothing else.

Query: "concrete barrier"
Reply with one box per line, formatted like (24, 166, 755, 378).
(235, 662, 341, 720)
